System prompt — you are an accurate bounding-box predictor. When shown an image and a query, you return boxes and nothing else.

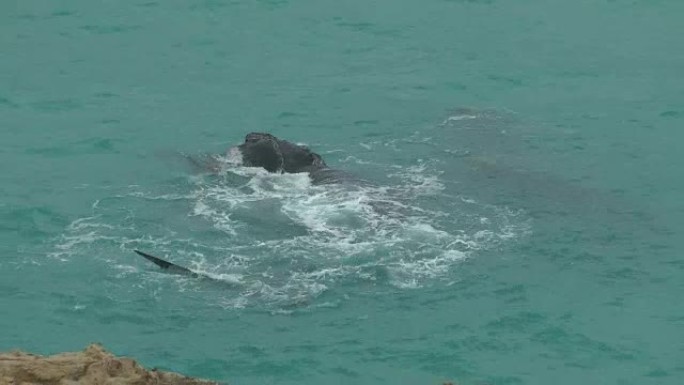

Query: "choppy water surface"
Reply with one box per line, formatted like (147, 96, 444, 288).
(2, 1, 683, 384)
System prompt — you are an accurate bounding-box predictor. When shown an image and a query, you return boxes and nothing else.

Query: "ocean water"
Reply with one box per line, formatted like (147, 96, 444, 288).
(1, 0, 683, 384)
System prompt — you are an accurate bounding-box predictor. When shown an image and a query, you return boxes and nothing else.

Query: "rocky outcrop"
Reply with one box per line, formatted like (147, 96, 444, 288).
(0, 344, 221, 385)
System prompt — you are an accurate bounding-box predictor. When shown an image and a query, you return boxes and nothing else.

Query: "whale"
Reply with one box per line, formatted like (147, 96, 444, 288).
(233, 132, 361, 185)
(182, 132, 361, 185)
(133, 249, 248, 287)
(133, 250, 213, 280)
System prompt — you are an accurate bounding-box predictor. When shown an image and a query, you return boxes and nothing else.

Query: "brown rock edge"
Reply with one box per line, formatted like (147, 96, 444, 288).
(0, 343, 222, 385)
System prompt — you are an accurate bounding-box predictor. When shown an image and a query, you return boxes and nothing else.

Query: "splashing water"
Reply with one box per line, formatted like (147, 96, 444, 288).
(50, 131, 531, 310)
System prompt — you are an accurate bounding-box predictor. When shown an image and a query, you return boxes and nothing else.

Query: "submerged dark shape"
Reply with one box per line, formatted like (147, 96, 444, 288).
(235, 132, 357, 184)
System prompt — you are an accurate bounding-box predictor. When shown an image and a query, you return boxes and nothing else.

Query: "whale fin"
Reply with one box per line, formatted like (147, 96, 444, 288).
(134, 249, 205, 279)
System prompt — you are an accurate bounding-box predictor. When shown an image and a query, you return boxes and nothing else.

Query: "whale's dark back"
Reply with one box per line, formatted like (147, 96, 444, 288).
(237, 132, 334, 178)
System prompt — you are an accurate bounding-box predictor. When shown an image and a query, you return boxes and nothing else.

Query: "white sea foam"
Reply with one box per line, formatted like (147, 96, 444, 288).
(176, 159, 529, 305)
(50, 145, 530, 310)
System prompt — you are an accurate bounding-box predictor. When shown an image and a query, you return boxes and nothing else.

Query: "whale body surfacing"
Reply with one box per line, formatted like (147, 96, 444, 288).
(232, 132, 358, 185)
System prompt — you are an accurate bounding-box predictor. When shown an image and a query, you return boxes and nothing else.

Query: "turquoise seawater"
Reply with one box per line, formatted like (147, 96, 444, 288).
(2, 1, 683, 384)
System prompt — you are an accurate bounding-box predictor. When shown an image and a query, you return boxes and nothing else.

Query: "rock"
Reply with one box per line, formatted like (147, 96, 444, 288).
(0, 344, 221, 385)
